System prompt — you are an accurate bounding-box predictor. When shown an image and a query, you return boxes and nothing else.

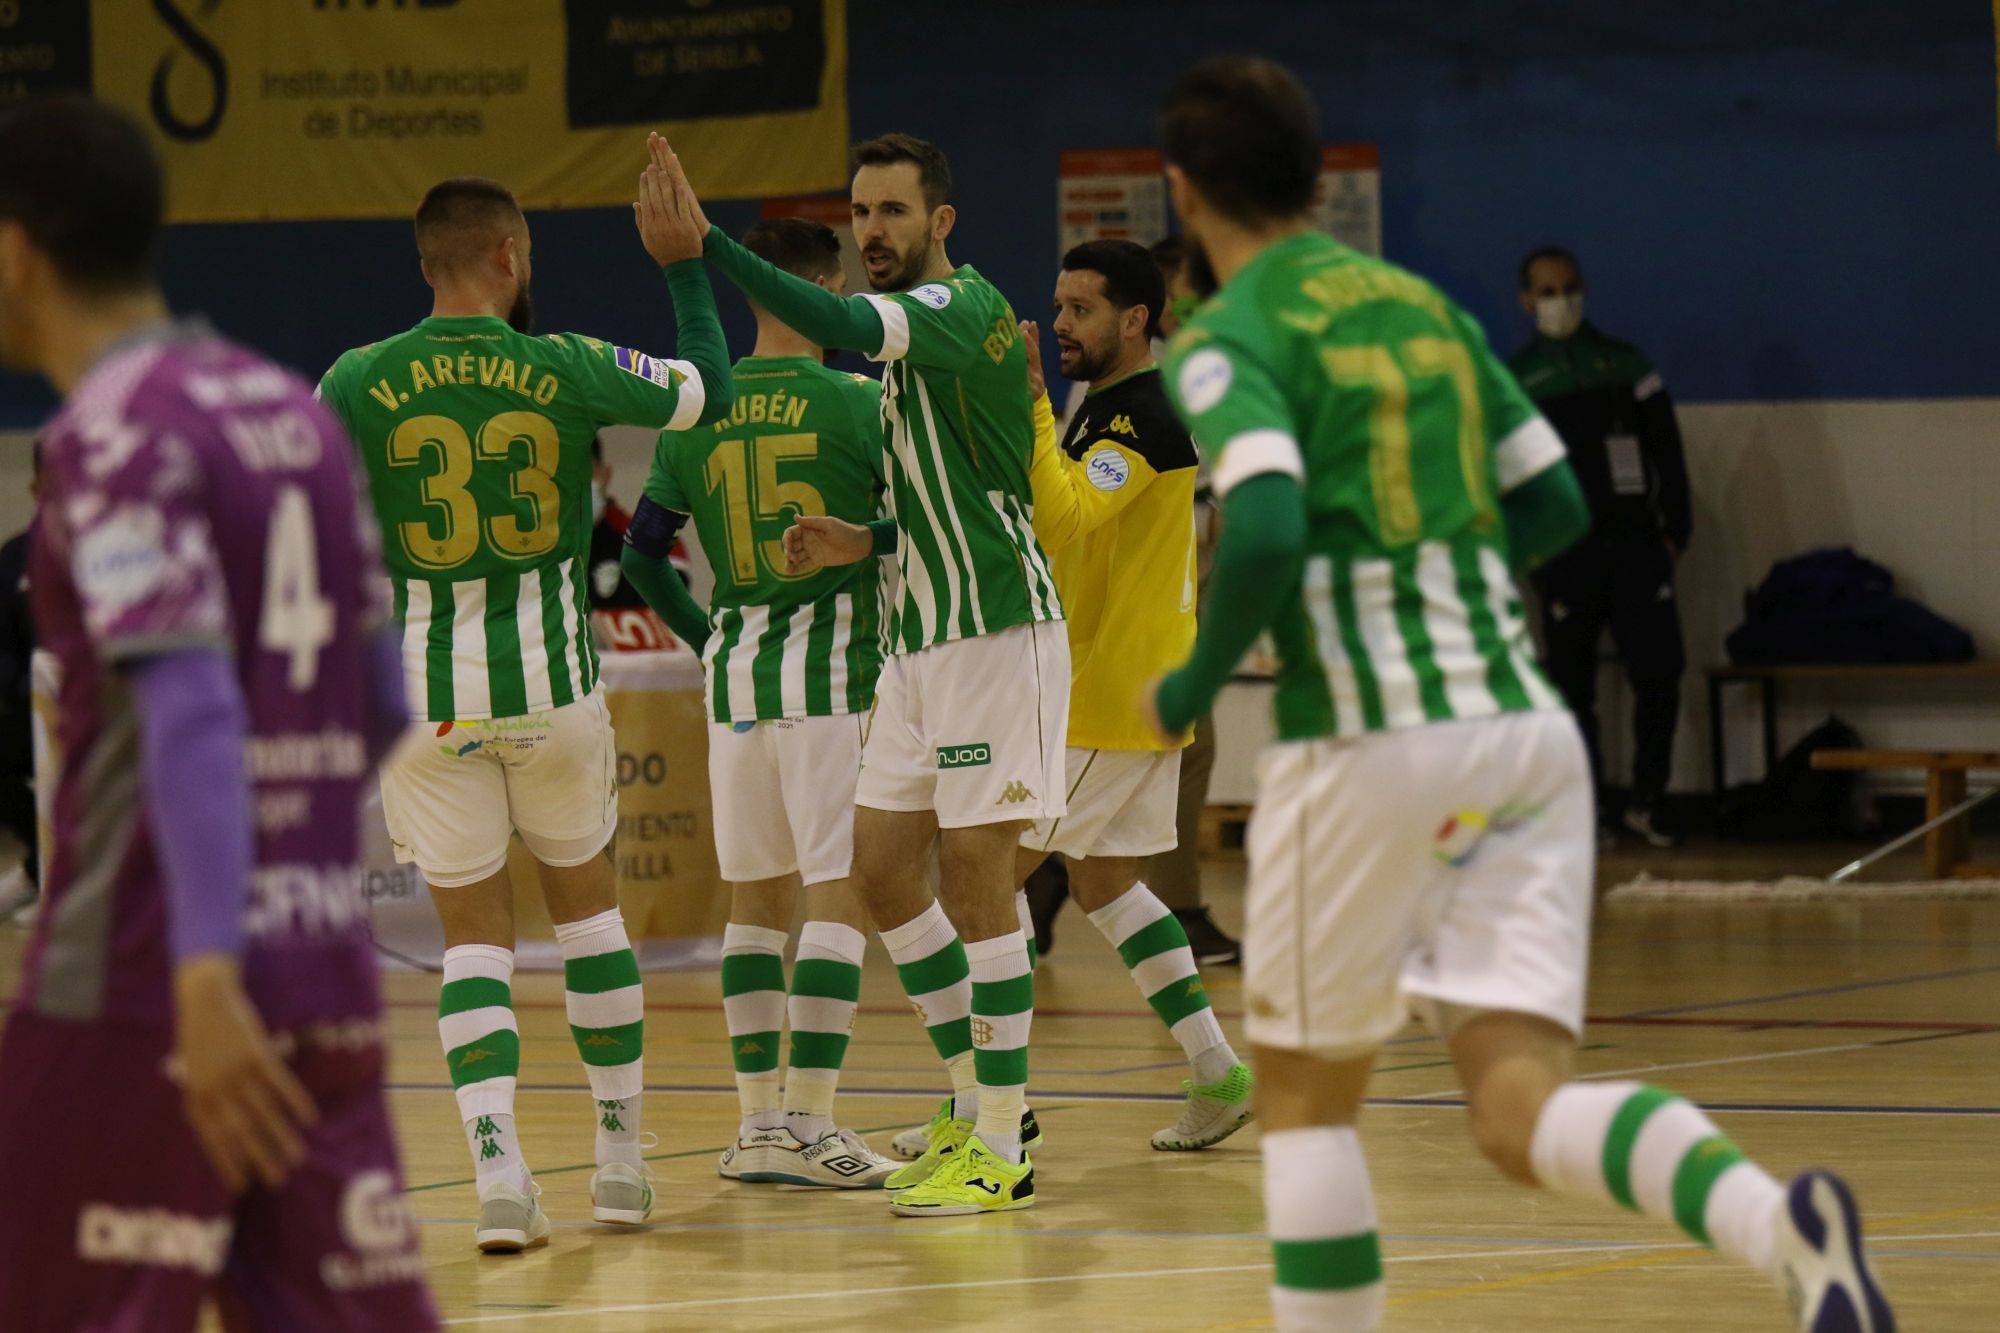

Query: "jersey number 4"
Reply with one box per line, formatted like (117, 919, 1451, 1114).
(704, 433, 827, 586)
(261, 485, 337, 692)
(389, 412, 562, 571)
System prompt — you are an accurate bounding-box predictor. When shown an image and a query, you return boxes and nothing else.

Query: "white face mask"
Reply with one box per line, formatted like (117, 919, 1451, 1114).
(591, 480, 608, 523)
(1535, 293, 1585, 340)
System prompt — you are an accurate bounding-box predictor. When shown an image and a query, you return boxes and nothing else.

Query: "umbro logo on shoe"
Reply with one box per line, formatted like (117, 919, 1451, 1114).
(808, 1152, 874, 1178)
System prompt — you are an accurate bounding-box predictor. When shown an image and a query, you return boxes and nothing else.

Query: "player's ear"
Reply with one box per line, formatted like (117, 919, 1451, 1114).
(1165, 164, 1198, 233)
(498, 233, 520, 282)
(930, 203, 956, 244)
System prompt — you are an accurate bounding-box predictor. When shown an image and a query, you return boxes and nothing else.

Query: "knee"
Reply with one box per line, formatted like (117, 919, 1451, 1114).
(1464, 1075, 1556, 1186)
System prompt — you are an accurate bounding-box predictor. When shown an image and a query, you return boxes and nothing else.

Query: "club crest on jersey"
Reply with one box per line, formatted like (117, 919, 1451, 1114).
(1084, 446, 1130, 491)
(1177, 348, 1233, 415)
(908, 283, 953, 310)
(614, 346, 681, 388)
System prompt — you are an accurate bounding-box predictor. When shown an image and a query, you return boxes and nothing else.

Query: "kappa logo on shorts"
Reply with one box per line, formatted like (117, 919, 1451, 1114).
(937, 743, 992, 769)
(995, 780, 1036, 805)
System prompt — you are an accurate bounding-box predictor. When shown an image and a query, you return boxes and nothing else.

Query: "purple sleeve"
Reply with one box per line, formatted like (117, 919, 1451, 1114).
(129, 649, 252, 963)
(365, 623, 408, 769)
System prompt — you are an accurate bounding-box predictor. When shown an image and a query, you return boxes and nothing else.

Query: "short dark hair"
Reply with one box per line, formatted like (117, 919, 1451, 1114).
(1518, 246, 1580, 290)
(1158, 56, 1319, 225)
(0, 96, 163, 295)
(742, 217, 843, 282)
(414, 177, 523, 275)
(1062, 239, 1167, 341)
(851, 133, 952, 211)
(1150, 233, 1218, 300)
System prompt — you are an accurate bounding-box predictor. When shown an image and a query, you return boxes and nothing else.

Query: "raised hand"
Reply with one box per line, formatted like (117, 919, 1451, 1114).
(1019, 319, 1046, 400)
(634, 156, 702, 266)
(648, 132, 711, 240)
(783, 513, 875, 575)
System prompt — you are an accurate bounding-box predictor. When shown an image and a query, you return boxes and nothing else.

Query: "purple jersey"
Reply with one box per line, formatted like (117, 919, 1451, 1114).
(23, 325, 387, 1030)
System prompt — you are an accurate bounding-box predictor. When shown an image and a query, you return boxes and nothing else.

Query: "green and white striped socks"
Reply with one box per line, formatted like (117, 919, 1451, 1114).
(1264, 1126, 1385, 1330)
(438, 943, 529, 1196)
(966, 930, 1033, 1163)
(1530, 1081, 1784, 1271)
(721, 923, 788, 1127)
(880, 901, 978, 1124)
(784, 921, 866, 1142)
(554, 909, 646, 1169)
(1088, 883, 1238, 1086)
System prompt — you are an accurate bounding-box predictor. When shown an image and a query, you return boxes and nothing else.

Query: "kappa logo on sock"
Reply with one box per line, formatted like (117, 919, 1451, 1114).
(1185, 979, 1205, 998)
(970, 1018, 994, 1046)
(473, 1116, 500, 1137)
(458, 1047, 499, 1069)
(910, 1002, 928, 1024)
(736, 1040, 767, 1056)
(583, 1033, 624, 1048)
(478, 1138, 504, 1161)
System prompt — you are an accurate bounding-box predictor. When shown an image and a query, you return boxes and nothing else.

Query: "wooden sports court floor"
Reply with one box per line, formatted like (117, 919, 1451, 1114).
(6, 841, 1998, 1330)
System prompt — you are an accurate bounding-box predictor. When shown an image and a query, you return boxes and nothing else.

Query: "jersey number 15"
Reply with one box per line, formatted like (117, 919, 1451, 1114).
(704, 433, 827, 586)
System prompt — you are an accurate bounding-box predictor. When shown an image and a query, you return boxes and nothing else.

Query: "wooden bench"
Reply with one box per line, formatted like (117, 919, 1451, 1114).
(1809, 749, 2000, 878)
(1706, 661, 2000, 797)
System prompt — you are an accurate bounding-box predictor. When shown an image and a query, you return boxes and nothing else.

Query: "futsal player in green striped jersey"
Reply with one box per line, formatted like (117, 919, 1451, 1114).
(317, 156, 731, 1250)
(651, 132, 1064, 1217)
(621, 217, 896, 1190)
(1144, 58, 1894, 1333)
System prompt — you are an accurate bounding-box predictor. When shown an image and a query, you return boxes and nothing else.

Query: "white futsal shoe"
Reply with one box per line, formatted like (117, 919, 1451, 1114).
(475, 1180, 550, 1253)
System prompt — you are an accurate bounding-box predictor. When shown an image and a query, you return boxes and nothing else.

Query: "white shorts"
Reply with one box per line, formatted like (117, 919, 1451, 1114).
(708, 714, 865, 885)
(1243, 710, 1594, 1058)
(856, 620, 1070, 829)
(1023, 747, 1181, 860)
(381, 690, 619, 888)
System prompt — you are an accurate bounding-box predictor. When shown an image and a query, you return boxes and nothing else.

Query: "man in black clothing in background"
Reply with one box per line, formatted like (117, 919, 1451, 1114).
(1510, 247, 1691, 848)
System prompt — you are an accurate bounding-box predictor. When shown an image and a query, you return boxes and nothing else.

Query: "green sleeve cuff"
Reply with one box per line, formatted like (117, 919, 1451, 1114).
(868, 517, 898, 556)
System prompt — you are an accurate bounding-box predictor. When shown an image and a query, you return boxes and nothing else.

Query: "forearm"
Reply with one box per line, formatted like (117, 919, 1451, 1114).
(1026, 394, 1081, 550)
(362, 624, 408, 768)
(129, 650, 253, 963)
(704, 229, 886, 356)
(621, 544, 710, 652)
(663, 260, 733, 427)
(1155, 473, 1306, 732)
(1503, 460, 1591, 571)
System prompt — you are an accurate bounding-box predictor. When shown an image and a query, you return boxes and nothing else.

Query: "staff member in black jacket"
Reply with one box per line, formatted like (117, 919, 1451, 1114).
(1510, 247, 1690, 848)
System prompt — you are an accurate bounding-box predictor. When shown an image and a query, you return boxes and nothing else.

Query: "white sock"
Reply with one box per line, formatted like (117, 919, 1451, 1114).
(965, 930, 1032, 1163)
(1530, 1081, 1785, 1273)
(720, 922, 788, 1126)
(1263, 1126, 1385, 1331)
(554, 908, 647, 1169)
(879, 901, 976, 1121)
(439, 944, 528, 1196)
(782, 920, 864, 1144)
(467, 1112, 531, 1199)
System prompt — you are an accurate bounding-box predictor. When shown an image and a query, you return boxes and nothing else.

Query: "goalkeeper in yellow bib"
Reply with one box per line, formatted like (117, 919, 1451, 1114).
(317, 152, 730, 1250)
(1145, 58, 1895, 1332)
(652, 134, 1064, 1217)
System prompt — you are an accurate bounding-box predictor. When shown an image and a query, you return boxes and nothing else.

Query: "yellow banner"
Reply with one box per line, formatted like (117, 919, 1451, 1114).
(80, 0, 848, 222)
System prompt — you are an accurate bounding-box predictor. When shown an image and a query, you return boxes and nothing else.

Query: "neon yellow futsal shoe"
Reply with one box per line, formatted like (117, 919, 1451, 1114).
(888, 1135, 1035, 1217)
(884, 1111, 973, 1191)
(1152, 1061, 1255, 1150)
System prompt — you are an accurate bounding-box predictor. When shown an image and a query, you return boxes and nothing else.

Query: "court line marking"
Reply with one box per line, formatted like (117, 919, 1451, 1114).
(435, 1242, 1696, 1326)
(1409, 1037, 1882, 1099)
(1616, 962, 2000, 1018)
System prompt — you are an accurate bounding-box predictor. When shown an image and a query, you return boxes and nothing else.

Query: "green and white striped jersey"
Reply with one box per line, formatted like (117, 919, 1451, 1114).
(318, 317, 707, 721)
(1163, 233, 1568, 742)
(859, 267, 1062, 652)
(644, 355, 887, 722)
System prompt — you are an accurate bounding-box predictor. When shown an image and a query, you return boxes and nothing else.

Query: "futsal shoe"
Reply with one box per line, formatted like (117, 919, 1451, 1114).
(888, 1136, 1035, 1217)
(718, 1125, 787, 1180)
(890, 1098, 1043, 1160)
(475, 1181, 551, 1253)
(885, 1110, 974, 1190)
(1152, 1062, 1255, 1150)
(744, 1127, 898, 1189)
(589, 1161, 654, 1224)
(1775, 1170, 1895, 1332)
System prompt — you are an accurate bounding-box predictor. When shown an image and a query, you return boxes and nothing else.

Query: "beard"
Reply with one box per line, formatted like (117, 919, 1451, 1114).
(506, 278, 536, 334)
(866, 229, 933, 293)
(1059, 336, 1117, 384)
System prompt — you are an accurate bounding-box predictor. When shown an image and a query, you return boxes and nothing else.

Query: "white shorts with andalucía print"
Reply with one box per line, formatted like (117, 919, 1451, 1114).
(856, 620, 1070, 829)
(1243, 709, 1593, 1058)
(708, 713, 865, 886)
(380, 689, 618, 888)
